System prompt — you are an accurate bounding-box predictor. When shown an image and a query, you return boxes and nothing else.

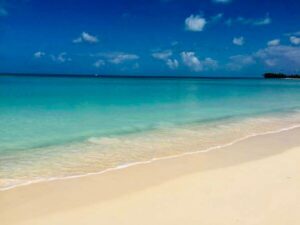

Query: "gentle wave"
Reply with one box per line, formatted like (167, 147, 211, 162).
(1, 123, 300, 192)
(87, 137, 122, 145)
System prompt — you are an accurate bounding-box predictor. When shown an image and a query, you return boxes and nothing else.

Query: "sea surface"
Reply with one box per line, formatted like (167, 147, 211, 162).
(1, 75, 300, 190)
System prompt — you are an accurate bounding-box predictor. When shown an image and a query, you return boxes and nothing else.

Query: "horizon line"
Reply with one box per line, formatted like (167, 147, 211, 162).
(0, 73, 263, 80)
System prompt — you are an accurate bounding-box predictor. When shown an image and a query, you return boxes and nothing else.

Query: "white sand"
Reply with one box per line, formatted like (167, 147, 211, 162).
(1, 128, 300, 225)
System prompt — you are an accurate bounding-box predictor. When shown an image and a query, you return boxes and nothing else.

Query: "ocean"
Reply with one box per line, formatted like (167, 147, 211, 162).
(1, 75, 300, 190)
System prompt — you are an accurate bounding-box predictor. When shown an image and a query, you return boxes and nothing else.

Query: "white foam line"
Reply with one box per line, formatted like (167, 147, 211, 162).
(1, 124, 300, 192)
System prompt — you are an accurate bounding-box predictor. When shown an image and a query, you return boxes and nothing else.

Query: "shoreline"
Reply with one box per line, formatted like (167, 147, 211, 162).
(1, 126, 300, 224)
(1, 123, 300, 192)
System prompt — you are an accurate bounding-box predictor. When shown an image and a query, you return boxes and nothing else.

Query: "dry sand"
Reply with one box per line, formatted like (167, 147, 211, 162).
(1, 128, 300, 225)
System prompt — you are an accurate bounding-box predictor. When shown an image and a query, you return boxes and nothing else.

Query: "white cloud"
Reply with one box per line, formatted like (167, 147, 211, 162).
(267, 39, 280, 46)
(152, 50, 173, 60)
(51, 52, 71, 63)
(34, 51, 46, 58)
(232, 45, 300, 72)
(89, 52, 139, 65)
(73, 32, 98, 44)
(285, 31, 300, 36)
(264, 59, 277, 67)
(227, 55, 255, 70)
(73, 37, 82, 43)
(226, 14, 271, 26)
(185, 15, 207, 32)
(82, 32, 98, 43)
(226, 45, 300, 72)
(181, 52, 218, 72)
(233, 36, 245, 46)
(57, 53, 70, 63)
(108, 53, 139, 64)
(93, 59, 105, 68)
(181, 52, 203, 71)
(166, 59, 179, 70)
(253, 14, 271, 26)
(212, 0, 232, 3)
(290, 36, 300, 45)
(203, 57, 218, 70)
(255, 45, 300, 70)
(152, 50, 179, 70)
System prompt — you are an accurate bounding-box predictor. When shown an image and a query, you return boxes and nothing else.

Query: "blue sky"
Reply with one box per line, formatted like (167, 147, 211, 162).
(0, 0, 300, 76)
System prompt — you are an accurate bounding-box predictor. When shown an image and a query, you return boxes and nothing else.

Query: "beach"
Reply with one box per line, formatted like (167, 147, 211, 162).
(2, 0, 300, 223)
(1, 126, 300, 225)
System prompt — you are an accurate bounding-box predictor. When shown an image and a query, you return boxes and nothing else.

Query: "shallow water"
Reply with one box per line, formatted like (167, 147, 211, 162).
(1, 76, 300, 190)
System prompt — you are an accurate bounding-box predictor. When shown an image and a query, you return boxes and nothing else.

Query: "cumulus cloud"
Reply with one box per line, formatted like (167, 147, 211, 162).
(73, 32, 98, 44)
(152, 50, 179, 69)
(152, 50, 173, 60)
(166, 59, 179, 70)
(181, 52, 203, 71)
(93, 59, 105, 68)
(255, 45, 300, 70)
(181, 52, 218, 72)
(227, 45, 300, 72)
(185, 15, 207, 32)
(267, 39, 280, 46)
(233, 36, 245, 46)
(51, 52, 72, 63)
(290, 36, 300, 45)
(34, 51, 46, 58)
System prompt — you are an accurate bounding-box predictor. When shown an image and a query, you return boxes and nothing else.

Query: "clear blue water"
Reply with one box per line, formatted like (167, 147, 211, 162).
(1, 76, 300, 189)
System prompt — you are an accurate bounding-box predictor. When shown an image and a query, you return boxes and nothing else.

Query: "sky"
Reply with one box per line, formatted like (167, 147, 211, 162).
(0, 0, 300, 77)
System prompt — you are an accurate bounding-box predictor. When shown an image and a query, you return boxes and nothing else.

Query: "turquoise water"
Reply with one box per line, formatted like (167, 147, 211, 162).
(1, 76, 300, 189)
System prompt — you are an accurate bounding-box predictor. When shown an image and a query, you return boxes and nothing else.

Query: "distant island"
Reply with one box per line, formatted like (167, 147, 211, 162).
(264, 73, 300, 79)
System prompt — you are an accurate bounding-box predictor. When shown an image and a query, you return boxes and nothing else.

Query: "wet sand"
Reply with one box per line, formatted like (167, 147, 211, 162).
(1, 128, 300, 225)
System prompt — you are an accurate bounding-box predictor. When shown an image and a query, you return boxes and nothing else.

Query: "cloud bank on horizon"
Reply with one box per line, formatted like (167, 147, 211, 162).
(0, 0, 300, 76)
